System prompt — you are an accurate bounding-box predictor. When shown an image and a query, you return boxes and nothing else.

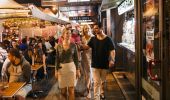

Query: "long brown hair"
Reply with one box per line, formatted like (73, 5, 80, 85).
(61, 28, 71, 39)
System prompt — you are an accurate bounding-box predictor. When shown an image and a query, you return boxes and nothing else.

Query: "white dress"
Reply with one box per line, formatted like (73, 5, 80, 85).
(58, 62, 76, 88)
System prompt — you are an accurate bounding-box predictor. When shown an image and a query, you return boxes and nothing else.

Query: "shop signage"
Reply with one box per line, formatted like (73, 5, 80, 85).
(41, 0, 66, 6)
(42, 0, 66, 2)
(69, 16, 93, 21)
(146, 30, 154, 40)
(118, 0, 134, 15)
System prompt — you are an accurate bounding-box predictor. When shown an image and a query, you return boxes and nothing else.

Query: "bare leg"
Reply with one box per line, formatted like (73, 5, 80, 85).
(60, 88, 67, 100)
(68, 87, 75, 100)
(33, 71, 37, 80)
(15, 95, 25, 100)
(100, 81, 105, 95)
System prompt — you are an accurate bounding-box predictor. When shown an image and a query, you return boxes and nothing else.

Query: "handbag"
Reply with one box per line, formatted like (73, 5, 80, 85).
(75, 65, 88, 97)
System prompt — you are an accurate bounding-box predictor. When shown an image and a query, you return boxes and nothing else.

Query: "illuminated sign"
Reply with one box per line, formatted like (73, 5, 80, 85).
(41, 0, 67, 6)
(42, 0, 66, 2)
(69, 16, 93, 21)
(68, 0, 90, 2)
(118, 0, 134, 15)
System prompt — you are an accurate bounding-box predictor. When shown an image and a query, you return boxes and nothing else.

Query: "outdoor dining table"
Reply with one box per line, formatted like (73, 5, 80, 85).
(0, 82, 26, 98)
(31, 64, 43, 71)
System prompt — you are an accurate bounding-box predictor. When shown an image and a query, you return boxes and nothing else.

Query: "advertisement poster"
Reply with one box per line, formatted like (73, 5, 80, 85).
(142, 0, 160, 84)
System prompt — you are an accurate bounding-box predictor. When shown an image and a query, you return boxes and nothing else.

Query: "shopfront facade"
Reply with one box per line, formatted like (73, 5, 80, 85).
(101, 0, 170, 99)
(136, 0, 170, 100)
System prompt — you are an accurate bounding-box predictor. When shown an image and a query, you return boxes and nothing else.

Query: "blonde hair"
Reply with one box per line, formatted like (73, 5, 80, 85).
(61, 28, 71, 39)
(81, 24, 92, 36)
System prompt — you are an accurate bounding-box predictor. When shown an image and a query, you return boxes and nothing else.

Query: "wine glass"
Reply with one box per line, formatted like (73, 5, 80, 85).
(1, 73, 8, 88)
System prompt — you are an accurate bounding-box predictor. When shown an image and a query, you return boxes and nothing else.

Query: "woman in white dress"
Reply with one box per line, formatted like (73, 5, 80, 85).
(81, 24, 93, 99)
(55, 28, 80, 100)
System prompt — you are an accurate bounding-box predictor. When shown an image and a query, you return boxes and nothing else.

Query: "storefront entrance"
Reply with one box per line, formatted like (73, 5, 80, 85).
(137, 0, 170, 100)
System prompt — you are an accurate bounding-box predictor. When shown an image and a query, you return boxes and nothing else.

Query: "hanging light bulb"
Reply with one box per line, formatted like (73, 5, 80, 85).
(51, 6, 58, 14)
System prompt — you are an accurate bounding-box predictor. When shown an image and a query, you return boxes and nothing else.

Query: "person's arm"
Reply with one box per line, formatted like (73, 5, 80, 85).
(32, 55, 34, 66)
(73, 44, 81, 78)
(110, 50, 115, 61)
(55, 45, 61, 79)
(55, 45, 61, 70)
(1, 58, 10, 76)
(42, 54, 47, 74)
(107, 36, 116, 67)
(109, 50, 116, 68)
(81, 43, 90, 50)
(73, 44, 79, 70)
(22, 63, 31, 83)
(80, 38, 92, 50)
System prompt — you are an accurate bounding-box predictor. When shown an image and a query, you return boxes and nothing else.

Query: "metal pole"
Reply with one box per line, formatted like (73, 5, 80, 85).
(134, 0, 142, 99)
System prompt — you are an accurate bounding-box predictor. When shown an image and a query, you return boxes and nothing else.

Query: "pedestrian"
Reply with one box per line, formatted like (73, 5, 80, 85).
(55, 28, 80, 100)
(82, 24, 116, 100)
(80, 24, 93, 99)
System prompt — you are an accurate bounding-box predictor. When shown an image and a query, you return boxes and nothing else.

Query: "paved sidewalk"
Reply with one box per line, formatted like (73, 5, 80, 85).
(26, 72, 125, 100)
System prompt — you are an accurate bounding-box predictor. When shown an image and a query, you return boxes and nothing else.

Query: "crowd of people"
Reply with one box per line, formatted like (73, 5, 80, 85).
(0, 23, 116, 100)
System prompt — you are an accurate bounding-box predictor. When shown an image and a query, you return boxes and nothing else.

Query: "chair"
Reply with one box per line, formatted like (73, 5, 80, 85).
(28, 67, 48, 98)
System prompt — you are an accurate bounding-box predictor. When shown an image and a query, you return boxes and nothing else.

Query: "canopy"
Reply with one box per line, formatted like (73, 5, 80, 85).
(29, 5, 68, 24)
(100, 0, 123, 11)
(0, 0, 25, 9)
(0, 0, 30, 18)
(43, 8, 56, 17)
(56, 11, 69, 22)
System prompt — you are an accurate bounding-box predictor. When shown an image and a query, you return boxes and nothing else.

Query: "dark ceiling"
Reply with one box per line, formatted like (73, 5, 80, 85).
(13, 0, 102, 23)
(14, 0, 101, 17)
(14, 0, 41, 6)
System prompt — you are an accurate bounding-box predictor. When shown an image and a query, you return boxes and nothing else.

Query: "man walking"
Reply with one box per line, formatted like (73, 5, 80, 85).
(84, 24, 116, 100)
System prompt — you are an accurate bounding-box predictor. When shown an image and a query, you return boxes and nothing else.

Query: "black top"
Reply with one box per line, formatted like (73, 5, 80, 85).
(88, 36, 115, 69)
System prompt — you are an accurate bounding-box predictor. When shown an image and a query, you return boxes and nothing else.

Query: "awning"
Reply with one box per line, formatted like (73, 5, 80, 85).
(0, 0, 25, 9)
(43, 8, 69, 22)
(0, 10, 30, 18)
(29, 5, 68, 24)
(0, 0, 30, 18)
(55, 11, 69, 22)
(100, 0, 124, 11)
(43, 8, 56, 17)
